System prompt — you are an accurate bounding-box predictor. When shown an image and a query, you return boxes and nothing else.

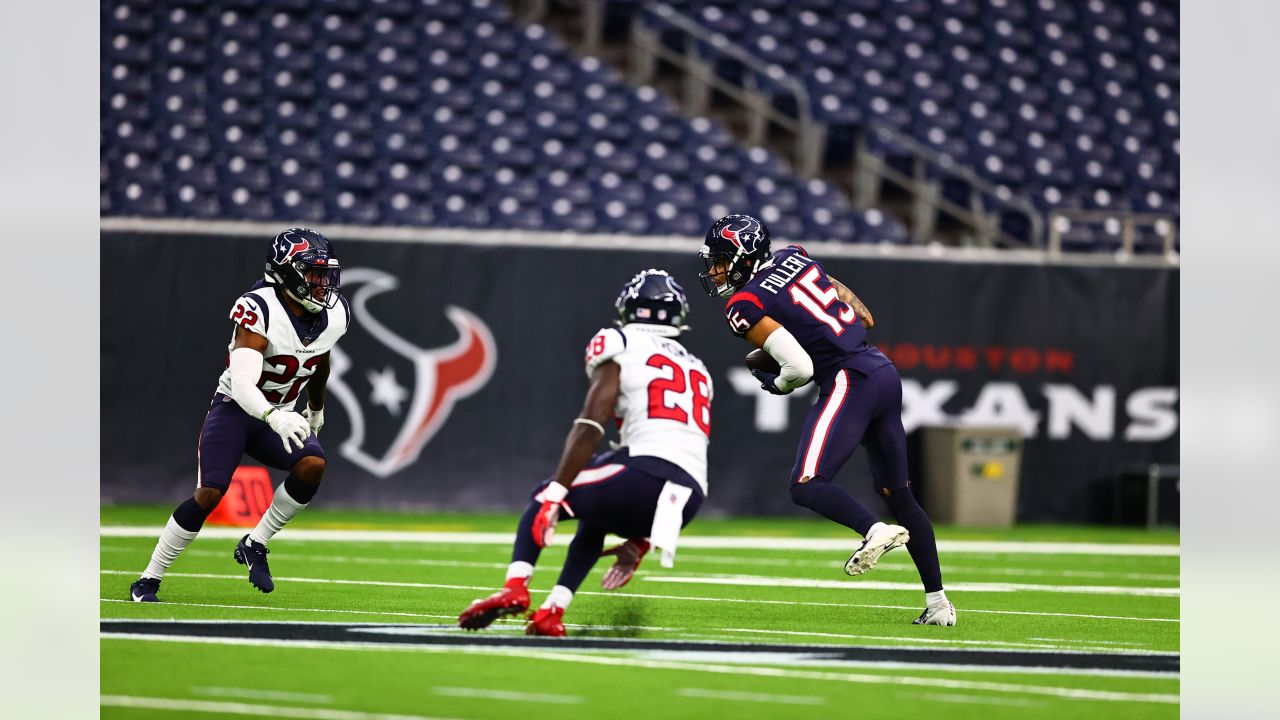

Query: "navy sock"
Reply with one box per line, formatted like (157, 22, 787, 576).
(555, 523, 607, 593)
(512, 500, 543, 565)
(789, 479, 879, 537)
(172, 497, 212, 533)
(883, 487, 943, 592)
(284, 474, 318, 504)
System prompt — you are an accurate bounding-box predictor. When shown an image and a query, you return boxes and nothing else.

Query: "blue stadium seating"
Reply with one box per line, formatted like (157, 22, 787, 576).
(100, 0, 909, 243)
(636, 0, 1178, 251)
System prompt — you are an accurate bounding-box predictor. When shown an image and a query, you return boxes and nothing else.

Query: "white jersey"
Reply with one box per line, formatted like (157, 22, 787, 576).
(584, 325, 713, 494)
(216, 284, 352, 410)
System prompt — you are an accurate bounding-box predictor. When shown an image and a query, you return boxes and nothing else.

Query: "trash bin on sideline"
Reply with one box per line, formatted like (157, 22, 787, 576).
(920, 424, 1023, 527)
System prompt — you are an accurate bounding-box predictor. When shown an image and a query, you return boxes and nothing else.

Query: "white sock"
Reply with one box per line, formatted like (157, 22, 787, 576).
(926, 589, 949, 608)
(540, 584, 574, 610)
(248, 482, 308, 546)
(866, 521, 887, 538)
(506, 561, 534, 581)
(142, 517, 199, 579)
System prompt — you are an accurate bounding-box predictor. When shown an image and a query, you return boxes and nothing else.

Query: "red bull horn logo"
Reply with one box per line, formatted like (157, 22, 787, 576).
(326, 268, 497, 478)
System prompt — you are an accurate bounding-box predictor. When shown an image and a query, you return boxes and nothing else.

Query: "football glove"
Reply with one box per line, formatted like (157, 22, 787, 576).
(751, 368, 789, 395)
(266, 409, 310, 452)
(303, 406, 324, 435)
(531, 482, 574, 548)
(600, 538, 650, 590)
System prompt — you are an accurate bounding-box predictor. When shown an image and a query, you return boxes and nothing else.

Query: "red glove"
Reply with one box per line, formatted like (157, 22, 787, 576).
(531, 482, 573, 547)
(599, 538, 650, 590)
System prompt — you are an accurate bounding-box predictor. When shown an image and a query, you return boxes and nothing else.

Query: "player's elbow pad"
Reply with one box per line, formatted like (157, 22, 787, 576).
(228, 347, 272, 420)
(763, 327, 814, 391)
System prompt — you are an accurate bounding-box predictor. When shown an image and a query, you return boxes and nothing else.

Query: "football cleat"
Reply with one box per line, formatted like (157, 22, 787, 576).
(913, 602, 957, 627)
(233, 534, 275, 593)
(458, 578, 531, 631)
(129, 577, 161, 603)
(526, 607, 567, 637)
(845, 524, 910, 576)
(600, 538, 650, 590)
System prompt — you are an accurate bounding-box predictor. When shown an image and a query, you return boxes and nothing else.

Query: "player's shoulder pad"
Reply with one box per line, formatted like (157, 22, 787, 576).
(584, 326, 627, 377)
(724, 289, 766, 336)
(230, 291, 270, 336)
(784, 244, 809, 257)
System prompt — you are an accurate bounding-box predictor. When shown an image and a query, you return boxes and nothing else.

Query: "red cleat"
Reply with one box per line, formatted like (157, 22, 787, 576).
(525, 606, 566, 637)
(458, 577, 530, 630)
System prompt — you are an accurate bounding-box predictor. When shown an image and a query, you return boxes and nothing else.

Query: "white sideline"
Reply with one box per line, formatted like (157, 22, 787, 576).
(100, 635, 1179, 704)
(101, 695, 459, 720)
(99, 567, 1175, 599)
(645, 574, 1180, 598)
(99, 525, 1180, 557)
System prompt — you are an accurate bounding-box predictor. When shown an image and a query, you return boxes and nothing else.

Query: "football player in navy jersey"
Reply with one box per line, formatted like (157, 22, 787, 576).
(698, 214, 954, 626)
(128, 228, 352, 603)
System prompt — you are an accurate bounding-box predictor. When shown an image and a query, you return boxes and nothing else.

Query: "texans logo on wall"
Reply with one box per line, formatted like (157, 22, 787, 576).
(326, 268, 497, 478)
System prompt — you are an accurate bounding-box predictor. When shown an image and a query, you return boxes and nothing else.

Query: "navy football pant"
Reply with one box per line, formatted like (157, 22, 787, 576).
(788, 366, 943, 592)
(514, 448, 704, 593)
(197, 394, 326, 491)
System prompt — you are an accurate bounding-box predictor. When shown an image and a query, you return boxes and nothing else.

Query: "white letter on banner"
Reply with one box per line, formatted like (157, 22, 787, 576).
(1125, 387, 1179, 441)
(900, 378, 957, 433)
(727, 367, 813, 432)
(1044, 384, 1116, 440)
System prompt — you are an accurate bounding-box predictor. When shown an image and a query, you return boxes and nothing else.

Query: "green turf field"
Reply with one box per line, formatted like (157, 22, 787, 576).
(101, 505, 1179, 719)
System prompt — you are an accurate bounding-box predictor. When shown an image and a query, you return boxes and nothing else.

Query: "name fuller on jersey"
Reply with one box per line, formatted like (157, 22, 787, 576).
(757, 252, 813, 295)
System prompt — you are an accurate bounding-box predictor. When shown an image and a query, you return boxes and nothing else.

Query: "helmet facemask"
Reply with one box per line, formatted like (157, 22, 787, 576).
(285, 260, 341, 314)
(698, 250, 756, 298)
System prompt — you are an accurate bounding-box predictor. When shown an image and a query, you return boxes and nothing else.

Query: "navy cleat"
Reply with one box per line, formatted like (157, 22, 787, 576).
(234, 534, 275, 593)
(129, 577, 161, 602)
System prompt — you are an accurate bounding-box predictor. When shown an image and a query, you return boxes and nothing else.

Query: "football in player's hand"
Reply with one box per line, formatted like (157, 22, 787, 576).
(745, 349, 781, 374)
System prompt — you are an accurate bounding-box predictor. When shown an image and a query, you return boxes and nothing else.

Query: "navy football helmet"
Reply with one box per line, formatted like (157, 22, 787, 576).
(264, 227, 341, 313)
(698, 214, 772, 297)
(615, 269, 690, 337)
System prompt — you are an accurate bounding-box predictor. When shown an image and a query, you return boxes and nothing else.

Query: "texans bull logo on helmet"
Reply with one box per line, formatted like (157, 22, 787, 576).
(326, 268, 497, 478)
(271, 228, 313, 265)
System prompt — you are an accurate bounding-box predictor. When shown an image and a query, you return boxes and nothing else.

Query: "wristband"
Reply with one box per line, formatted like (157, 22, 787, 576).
(261, 408, 275, 422)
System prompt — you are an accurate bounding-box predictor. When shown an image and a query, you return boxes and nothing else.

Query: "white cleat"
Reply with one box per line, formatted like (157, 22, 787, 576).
(845, 524, 910, 576)
(913, 602, 957, 627)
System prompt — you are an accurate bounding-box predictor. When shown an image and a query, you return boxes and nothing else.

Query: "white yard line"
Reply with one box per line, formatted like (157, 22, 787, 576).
(99, 543, 1178, 584)
(917, 692, 1046, 708)
(100, 526, 1179, 556)
(190, 687, 334, 705)
(643, 574, 1179, 597)
(431, 687, 582, 704)
(100, 695, 459, 720)
(99, 635, 1179, 704)
(676, 687, 825, 705)
(98, 570, 1178, 623)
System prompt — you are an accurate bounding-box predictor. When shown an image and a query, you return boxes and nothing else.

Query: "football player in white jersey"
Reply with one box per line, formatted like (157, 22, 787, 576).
(459, 269, 712, 636)
(129, 228, 352, 603)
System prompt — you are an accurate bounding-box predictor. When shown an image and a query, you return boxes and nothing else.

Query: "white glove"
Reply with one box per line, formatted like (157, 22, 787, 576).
(266, 409, 310, 452)
(303, 407, 324, 435)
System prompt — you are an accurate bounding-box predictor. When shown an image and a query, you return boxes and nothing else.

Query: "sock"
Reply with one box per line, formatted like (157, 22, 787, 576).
(505, 561, 534, 581)
(142, 516, 199, 580)
(789, 479, 879, 537)
(171, 497, 211, 533)
(540, 584, 573, 610)
(883, 487, 944, 593)
(511, 500, 543, 565)
(554, 523, 607, 593)
(926, 589, 949, 608)
(248, 477, 310, 546)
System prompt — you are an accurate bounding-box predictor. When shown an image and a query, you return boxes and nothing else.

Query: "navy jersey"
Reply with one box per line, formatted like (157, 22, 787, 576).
(724, 245, 891, 381)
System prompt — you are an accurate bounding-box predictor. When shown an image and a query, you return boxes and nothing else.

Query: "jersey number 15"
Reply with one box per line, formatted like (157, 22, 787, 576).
(789, 266, 856, 335)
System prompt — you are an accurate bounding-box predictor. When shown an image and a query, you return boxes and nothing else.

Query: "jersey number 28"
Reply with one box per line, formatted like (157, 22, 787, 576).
(646, 354, 711, 436)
